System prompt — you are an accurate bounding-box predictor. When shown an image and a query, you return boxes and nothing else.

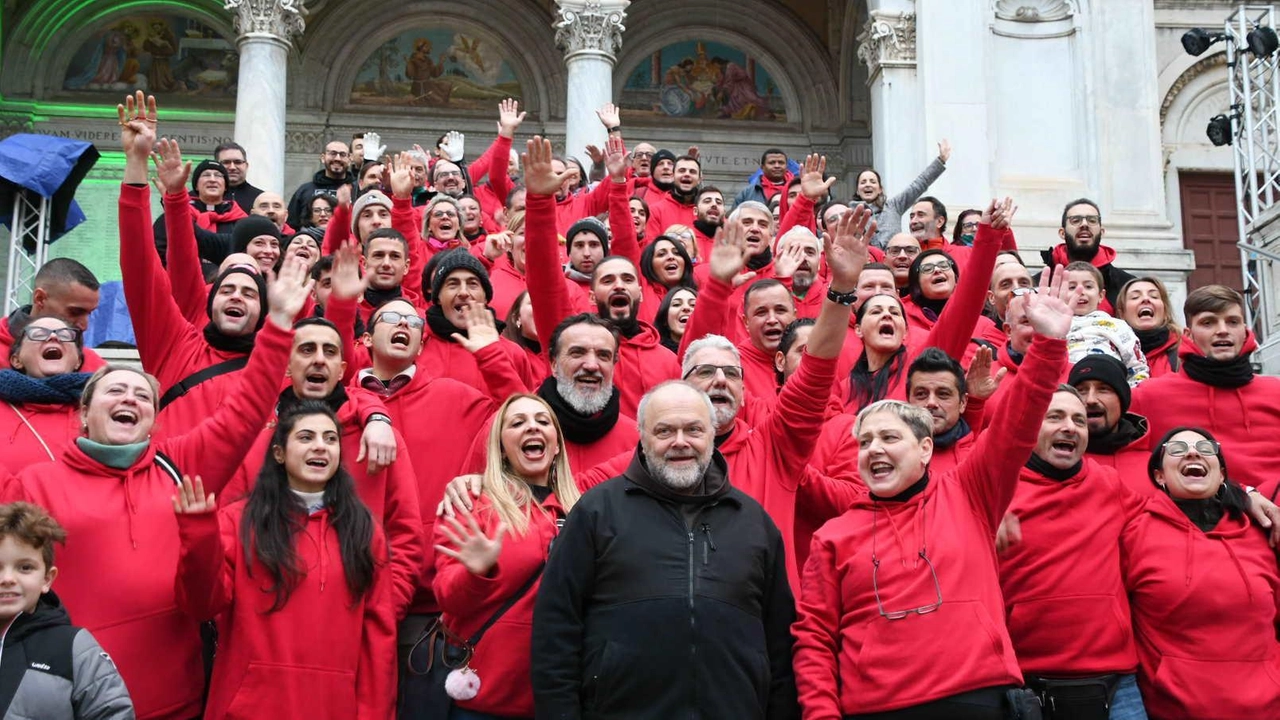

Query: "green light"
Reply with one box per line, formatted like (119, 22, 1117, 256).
(0, 99, 233, 123)
(32, 0, 227, 59)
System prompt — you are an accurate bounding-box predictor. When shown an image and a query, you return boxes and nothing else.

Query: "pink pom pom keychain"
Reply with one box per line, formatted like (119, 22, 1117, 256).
(445, 665, 481, 701)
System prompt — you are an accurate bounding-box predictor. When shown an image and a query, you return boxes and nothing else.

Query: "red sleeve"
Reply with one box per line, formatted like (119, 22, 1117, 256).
(677, 275, 735, 360)
(1002, 228, 1018, 251)
(473, 342, 532, 401)
(792, 532, 843, 718)
(766, 354, 838, 490)
(485, 136, 514, 205)
(962, 395, 986, 433)
(954, 336, 1067, 530)
(577, 178, 612, 219)
(525, 193, 576, 351)
(925, 223, 1003, 361)
(161, 321, 294, 494)
(797, 466, 865, 528)
(778, 194, 817, 238)
(380, 429, 425, 619)
(606, 180, 640, 268)
(163, 193, 211, 326)
(431, 505, 511, 614)
(357, 529, 397, 720)
(573, 450, 631, 491)
(174, 510, 235, 621)
(118, 184, 201, 387)
(327, 293, 361, 383)
(324, 203, 352, 255)
(391, 196, 428, 292)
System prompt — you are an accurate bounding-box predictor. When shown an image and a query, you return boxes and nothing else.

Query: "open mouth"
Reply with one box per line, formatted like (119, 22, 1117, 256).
(520, 438, 546, 460)
(305, 456, 330, 470)
(877, 322, 897, 337)
(1086, 405, 1107, 421)
(1137, 306, 1155, 319)
(763, 327, 783, 342)
(305, 371, 328, 387)
(677, 313, 690, 326)
(929, 275, 948, 286)
(663, 261, 681, 274)
(707, 390, 734, 407)
(41, 345, 64, 361)
(608, 291, 631, 309)
(868, 461, 893, 480)
(1051, 438, 1078, 455)
(1181, 462, 1208, 477)
(111, 409, 138, 426)
(224, 306, 246, 319)
(574, 372, 603, 387)
(1212, 339, 1235, 349)
(390, 330, 411, 347)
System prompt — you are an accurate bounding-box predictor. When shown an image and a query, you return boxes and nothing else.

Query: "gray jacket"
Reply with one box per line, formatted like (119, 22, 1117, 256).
(868, 157, 946, 248)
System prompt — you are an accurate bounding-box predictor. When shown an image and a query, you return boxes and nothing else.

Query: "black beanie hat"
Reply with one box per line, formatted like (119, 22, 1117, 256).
(231, 216, 283, 254)
(206, 265, 269, 330)
(1068, 354, 1132, 413)
(430, 248, 493, 303)
(191, 159, 230, 193)
(566, 217, 610, 256)
(651, 149, 677, 169)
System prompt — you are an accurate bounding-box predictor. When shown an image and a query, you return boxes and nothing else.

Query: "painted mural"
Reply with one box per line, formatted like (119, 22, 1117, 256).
(349, 28, 522, 108)
(621, 41, 784, 122)
(63, 15, 237, 96)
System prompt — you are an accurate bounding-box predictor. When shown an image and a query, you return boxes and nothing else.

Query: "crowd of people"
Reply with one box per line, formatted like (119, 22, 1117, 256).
(0, 87, 1276, 720)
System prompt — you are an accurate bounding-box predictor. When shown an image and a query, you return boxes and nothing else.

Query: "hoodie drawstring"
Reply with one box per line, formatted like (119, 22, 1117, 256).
(122, 468, 139, 550)
(1220, 537, 1255, 603)
(317, 513, 330, 594)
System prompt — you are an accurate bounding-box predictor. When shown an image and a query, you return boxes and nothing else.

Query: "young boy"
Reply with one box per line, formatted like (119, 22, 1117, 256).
(0, 502, 133, 718)
(1063, 261, 1149, 386)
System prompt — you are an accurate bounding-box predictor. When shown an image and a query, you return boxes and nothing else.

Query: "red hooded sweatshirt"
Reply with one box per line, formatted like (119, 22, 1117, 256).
(434, 492, 564, 718)
(999, 459, 1141, 677)
(791, 335, 1066, 716)
(467, 134, 515, 233)
(224, 390, 423, 619)
(1131, 333, 1280, 491)
(0, 315, 106, 373)
(177, 502, 396, 720)
(2, 319, 292, 720)
(1141, 328, 1182, 379)
(526, 192, 681, 419)
(1121, 495, 1280, 719)
(0, 399, 80, 474)
(1047, 244, 1120, 314)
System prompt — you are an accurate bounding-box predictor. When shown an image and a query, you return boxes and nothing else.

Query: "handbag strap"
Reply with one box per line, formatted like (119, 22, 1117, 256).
(467, 561, 545, 647)
(158, 356, 250, 411)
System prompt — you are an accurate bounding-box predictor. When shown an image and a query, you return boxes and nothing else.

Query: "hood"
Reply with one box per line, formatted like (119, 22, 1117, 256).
(1044, 243, 1118, 270)
(622, 320, 664, 350)
(0, 305, 31, 344)
(310, 170, 352, 190)
(1176, 328, 1259, 361)
(1019, 455, 1095, 486)
(3, 590, 71, 645)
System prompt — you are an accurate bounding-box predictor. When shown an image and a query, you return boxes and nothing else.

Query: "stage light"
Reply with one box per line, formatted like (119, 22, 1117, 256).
(1248, 26, 1280, 56)
(1207, 114, 1235, 146)
(1183, 28, 1226, 56)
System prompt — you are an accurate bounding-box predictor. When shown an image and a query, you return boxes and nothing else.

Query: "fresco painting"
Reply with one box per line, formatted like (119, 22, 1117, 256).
(621, 40, 784, 122)
(349, 28, 522, 108)
(63, 15, 237, 96)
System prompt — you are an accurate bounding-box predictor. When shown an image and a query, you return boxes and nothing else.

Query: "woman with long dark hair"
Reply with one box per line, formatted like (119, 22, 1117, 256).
(173, 402, 394, 719)
(902, 249, 999, 339)
(638, 235, 697, 309)
(653, 286, 697, 354)
(1121, 426, 1280, 718)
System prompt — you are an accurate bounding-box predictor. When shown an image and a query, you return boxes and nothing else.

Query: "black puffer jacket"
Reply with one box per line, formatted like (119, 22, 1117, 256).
(532, 449, 798, 720)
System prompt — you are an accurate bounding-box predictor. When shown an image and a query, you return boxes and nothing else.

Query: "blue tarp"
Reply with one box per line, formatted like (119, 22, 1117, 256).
(84, 280, 135, 348)
(0, 134, 100, 243)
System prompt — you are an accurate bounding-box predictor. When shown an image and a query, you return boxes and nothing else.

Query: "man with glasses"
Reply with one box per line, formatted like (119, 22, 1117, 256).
(883, 233, 922, 293)
(430, 159, 467, 199)
(214, 141, 261, 213)
(286, 139, 355, 229)
(1038, 198, 1135, 313)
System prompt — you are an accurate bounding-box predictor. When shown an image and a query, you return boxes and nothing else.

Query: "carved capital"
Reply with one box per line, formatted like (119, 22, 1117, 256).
(856, 11, 916, 80)
(224, 0, 306, 40)
(993, 0, 1076, 22)
(555, 1, 628, 61)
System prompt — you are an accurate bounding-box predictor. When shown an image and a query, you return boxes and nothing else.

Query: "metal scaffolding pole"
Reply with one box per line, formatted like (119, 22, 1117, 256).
(3, 190, 50, 317)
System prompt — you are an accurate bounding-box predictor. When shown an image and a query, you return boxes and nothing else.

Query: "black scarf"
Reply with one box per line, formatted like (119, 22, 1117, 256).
(536, 376, 619, 444)
(671, 186, 697, 206)
(746, 247, 773, 271)
(871, 473, 928, 502)
(0, 370, 91, 405)
(1182, 352, 1254, 389)
(624, 445, 730, 505)
(364, 285, 403, 311)
(1087, 413, 1148, 455)
(693, 218, 721, 239)
(933, 418, 970, 450)
(276, 384, 349, 417)
(1025, 453, 1082, 481)
(1134, 326, 1170, 355)
(1174, 496, 1225, 533)
(651, 178, 674, 194)
(203, 322, 255, 354)
(426, 305, 464, 342)
(916, 296, 947, 323)
(1004, 342, 1025, 367)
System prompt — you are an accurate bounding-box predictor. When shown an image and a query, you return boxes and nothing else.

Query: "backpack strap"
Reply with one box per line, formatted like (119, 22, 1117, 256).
(153, 451, 184, 487)
(158, 356, 250, 411)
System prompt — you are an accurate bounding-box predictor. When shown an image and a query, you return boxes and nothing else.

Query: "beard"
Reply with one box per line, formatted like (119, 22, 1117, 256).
(643, 443, 711, 490)
(1067, 235, 1101, 261)
(793, 269, 814, 295)
(554, 369, 611, 415)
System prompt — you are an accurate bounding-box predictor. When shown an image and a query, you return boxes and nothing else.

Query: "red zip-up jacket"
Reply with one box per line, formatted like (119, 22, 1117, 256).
(1, 319, 292, 720)
(526, 192, 680, 419)
(434, 492, 563, 718)
(0, 315, 106, 373)
(0, 400, 79, 474)
(999, 459, 1142, 677)
(792, 335, 1066, 717)
(554, 181, 611, 236)
(177, 502, 396, 720)
(224, 390, 423, 619)
(1132, 333, 1280, 491)
(1122, 495, 1280, 719)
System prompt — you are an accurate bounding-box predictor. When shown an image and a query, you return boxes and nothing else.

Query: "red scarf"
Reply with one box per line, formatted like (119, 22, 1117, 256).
(193, 201, 247, 232)
(759, 172, 794, 200)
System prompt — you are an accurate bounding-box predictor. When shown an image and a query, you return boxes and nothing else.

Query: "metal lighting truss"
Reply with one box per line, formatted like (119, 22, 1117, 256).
(3, 190, 50, 318)
(1228, 5, 1280, 342)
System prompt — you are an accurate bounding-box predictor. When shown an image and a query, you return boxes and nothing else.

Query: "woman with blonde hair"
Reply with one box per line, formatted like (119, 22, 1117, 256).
(1117, 276, 1183, 377)
(422, 393, 579, 720)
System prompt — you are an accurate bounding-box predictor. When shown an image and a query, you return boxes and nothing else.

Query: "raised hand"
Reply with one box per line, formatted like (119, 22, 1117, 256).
(336, 183, 353, 208)
(965, 345, 1006, 400)
(938, 138, 952, 163)
(330, 241, 368, 301)
(686, 145, 700, 161)
(772, 238, 804, 279)
(150, 138, 190, 195)
(604, 134, 628, 181)
(440, 131, 465, 162)
(992, 196, 1017, 230)
(595, 102, 620, 130)
(498, 98, 526, 139)
(709, 220, 750, 285)
(435, 511, 507, 576)
(172, 475, 216, 515)
(267, 256, 315, 329)
(584, 144, 605, 167)
(483, 231, 512, 261)
(1024, 265, 1074, 340)
(364, 131, 386, 161)
(387, 151, 416, 199)
(117, 91, 158, 160)
(825, 203, 874, 290)
(800, 153, 836, 201)
(523, 136, 579, 196)
(451, 302, 500, 353)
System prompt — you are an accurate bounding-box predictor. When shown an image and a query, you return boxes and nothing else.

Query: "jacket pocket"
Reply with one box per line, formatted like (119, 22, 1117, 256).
(853, 601, 1007, 693)
(1006, 594, 1131, 669)
(224, 662, 356, 719)
(1150, 655, 1280, 719)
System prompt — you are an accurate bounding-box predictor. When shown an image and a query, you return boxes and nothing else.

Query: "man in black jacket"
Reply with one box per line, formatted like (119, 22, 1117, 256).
(1037, 198, 1135, 313)
(532, 380, 798, 720)
(286, 140, 355, 228)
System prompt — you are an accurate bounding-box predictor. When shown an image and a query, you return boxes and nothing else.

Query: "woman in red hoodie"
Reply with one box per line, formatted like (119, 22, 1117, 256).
(1117, 277, 1182, 378)
(174, 402, 395, 720)
(1121, 426, 1280, 719)
(0, 316, 89, 473)
(425, 393, 579, 720)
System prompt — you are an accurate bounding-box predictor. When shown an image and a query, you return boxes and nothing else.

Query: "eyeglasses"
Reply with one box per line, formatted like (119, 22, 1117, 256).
(1164, 440, 1219, 457)
(683, 364, 744, 381)
(324, 151, 350, 158)
(430, 210, 459, 219)
(918, 261, 953, 275)
(632, 151, 654, 159)
(374, 311, 425, 329)
(885, 246, 920, 257)
(871, 500, 943, 620)
(21, 326, 80, 342)
(311, 206, 334, 216)
(961, 221, 980, 231)
(435, 170, 463, 180)
(1065, 214, 1101, 227)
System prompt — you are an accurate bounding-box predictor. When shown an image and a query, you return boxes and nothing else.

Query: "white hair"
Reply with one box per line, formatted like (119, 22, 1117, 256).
(855, 400, 935, 441)
(406, 149, 429, 167)
(778, 225, 823, 252)
(729, 201, 774, 226)
(680, 334, 740, 378)
(635, 380, 715, 431)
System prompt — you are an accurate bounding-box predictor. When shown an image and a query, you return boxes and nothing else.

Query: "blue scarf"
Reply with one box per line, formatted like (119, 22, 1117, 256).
(0, 370, 91, 405)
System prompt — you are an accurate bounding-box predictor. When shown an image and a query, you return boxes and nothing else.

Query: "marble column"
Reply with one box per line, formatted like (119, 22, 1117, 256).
(555, 0, 629, 163)
(224, 0, 306, 194)
(856, 7, 924, 216)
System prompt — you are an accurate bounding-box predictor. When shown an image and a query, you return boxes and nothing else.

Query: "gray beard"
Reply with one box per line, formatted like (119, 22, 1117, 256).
(793, 271, 814, 295)
(643, 444, 710, 490)
(555, 372, 611, 415)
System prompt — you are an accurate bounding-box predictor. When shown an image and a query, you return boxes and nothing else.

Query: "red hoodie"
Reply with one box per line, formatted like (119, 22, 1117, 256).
(1121, 495, 1280, 719)
(792, 336, 1066, 716)
(467, 134, 515, 233)
(434, 492, 563, 718)
(224, 390, 423, 619)
(2, 319, 292, 720)
(1131, 333, 1280, 491)
(177, 503, 396, 720)
(0, 400, 80, 474)
(999, 459, 1141, 677)
(1047, 244, 1120, 314)
(1142, 328, 1181, 379)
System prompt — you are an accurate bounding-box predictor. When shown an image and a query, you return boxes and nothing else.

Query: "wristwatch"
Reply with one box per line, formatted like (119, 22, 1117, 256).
(607, 125, 622, 134)
(826, 286, 858, 306)
(368, 413, 392, 425)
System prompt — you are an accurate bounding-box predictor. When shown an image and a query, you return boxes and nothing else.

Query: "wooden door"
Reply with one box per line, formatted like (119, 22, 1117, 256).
(1179, 172, 1243, 291)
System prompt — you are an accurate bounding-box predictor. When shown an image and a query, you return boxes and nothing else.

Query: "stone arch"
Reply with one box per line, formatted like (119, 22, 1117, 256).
(298, 0, 564, 118)
(612, 0, 838, 131)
